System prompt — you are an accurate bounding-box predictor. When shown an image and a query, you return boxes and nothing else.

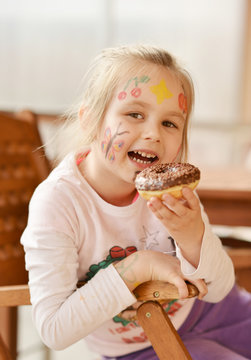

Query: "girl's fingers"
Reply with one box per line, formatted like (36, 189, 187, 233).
(181, 187, 200, 210)
(189, 278, 208, 300)
(171, 274, 189, 299)
(161, 194, 187, 217)
(167, 275, 208, 300)
(148, 188, 200, 218)
(148, 196, 185, 219)
(147, 198, 165, 220)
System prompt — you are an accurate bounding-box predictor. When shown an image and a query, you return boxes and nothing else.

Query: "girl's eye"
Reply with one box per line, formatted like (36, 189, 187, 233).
(162, 120, 177, 128)
(129, 112, 143, 119)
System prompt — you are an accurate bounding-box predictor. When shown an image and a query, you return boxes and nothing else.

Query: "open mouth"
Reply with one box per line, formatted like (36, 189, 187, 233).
(128, 150, 158, 164)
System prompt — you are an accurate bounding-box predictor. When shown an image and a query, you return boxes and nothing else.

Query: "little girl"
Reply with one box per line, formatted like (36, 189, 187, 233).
(21, 44, 251, 359)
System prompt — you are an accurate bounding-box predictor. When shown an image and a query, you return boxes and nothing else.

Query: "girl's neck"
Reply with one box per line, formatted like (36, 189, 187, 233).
(102, 190, 138, 206)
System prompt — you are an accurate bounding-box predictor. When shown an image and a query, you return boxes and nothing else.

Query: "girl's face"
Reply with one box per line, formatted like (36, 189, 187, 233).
(90, 65, 187, 197)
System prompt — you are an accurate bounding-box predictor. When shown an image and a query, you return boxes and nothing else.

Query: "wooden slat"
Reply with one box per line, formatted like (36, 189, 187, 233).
(226, 248, 251, 269)
(137, 301, 192, 360)
(0, 285, 31, 307)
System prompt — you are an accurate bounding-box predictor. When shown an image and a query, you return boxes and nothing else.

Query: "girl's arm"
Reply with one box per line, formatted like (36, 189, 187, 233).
(21, 183, 138, 351)
(22, 227, 206, 351)
(147, 187, 235, 302)
(21, 226, 136, 350)
(147, 187, 204, 267)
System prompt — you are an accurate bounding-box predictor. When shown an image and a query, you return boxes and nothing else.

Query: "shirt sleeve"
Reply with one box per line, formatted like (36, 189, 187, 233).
(21, 185, 136, 351)
(175, 205, 235, 303)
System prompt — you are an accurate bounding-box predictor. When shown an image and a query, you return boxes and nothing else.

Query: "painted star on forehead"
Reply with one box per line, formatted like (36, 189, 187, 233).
(150, 79, 173, 104)
(139, 226, 160, 250)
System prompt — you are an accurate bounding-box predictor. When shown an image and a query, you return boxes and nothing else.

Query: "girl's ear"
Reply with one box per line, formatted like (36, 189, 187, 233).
(78, 105, 85, 120)
(79, 105, 88, 130)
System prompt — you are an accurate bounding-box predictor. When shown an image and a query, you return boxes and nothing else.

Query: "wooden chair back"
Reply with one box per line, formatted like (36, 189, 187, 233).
(0, 110, 50, 286)
(0, 110, 51, 359)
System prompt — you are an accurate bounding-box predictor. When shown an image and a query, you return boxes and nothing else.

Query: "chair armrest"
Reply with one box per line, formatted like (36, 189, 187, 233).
(133, 281, 198, 302)
(0, 281, 199, 307)
(0, 285, 31, 306)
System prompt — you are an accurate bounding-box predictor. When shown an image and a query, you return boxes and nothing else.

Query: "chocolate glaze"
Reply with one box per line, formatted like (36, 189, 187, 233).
(135, 163, 200, 191)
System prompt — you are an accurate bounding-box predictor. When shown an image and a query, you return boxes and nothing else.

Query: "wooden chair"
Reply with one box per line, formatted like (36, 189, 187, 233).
(1, 246, 251, 360)
(0, 281, 198, 360)
(135, 281, 198, 360)
(0, 110, 51, 359)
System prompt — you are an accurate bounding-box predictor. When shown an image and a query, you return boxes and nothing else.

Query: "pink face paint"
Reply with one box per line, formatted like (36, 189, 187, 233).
(117, 76, 150, 100)
(178, 93, 187, 114)
(171, 144, 182, 162)
(131, 87, 141, 98)
(101, 123, 129, 162)
(118, 91, 127, 100)
(150, 79, 173, 104)
(76, 150, 90, 165)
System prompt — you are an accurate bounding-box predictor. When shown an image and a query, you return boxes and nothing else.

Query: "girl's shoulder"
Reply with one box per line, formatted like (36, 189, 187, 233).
(30, 152, 91, 210)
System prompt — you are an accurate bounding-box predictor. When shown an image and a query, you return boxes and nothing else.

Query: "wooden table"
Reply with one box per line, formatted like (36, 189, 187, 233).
(197, 167, 251, 291)
(197, 167, 251, 227)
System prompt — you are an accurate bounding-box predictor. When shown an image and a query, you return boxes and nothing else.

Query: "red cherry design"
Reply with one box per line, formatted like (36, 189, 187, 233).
(131, 87, 141, 98)
(118, 91, 127, 100)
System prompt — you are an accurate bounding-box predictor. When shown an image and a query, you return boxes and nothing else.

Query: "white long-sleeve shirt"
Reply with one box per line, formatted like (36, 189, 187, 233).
(21, 152, 235, 357)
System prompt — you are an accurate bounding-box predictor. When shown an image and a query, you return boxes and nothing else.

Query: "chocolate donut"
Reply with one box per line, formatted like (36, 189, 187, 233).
(135, 163, 200, 200)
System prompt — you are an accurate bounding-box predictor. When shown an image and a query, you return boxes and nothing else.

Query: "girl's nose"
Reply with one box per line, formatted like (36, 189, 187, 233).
(143, 125, 161, 143)
(144, 135, 160, 143)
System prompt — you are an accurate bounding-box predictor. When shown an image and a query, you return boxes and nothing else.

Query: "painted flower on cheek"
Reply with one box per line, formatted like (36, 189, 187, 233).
(101, 123, 129, 162)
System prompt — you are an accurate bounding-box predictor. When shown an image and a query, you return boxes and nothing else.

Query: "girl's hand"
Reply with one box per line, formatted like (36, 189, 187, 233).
(115, 250, 207, 300)
(147, 187, 204, 267)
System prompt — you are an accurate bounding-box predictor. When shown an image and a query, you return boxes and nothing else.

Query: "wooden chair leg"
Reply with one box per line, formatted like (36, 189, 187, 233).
(0, 307, 17, 360)
(0, 333, 12, 360)
(137, 301, 192, 360)
(43, 344, 52, 360)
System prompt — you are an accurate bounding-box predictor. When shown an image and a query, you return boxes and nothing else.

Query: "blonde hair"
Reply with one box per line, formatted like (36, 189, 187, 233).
(56, 44, 194, 162)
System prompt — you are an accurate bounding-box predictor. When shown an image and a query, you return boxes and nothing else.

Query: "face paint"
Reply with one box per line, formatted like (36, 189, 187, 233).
(150, 79, 173, 104)
(117, 76, 150, 100)
(131, 87, 141, 98)
(178, 93, 187, 114)
(171, 144, 182, 162)
(118, 91, 127, 100)
(101, 123, 129, 162)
